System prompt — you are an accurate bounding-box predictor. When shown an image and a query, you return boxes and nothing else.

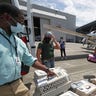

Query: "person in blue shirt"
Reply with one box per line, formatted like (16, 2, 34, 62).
(0, 3, 55, 96)
(59, 37, 67, 59)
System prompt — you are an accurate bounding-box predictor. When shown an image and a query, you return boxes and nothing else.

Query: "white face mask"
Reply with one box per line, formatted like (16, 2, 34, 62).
(11, 22, 25, 33)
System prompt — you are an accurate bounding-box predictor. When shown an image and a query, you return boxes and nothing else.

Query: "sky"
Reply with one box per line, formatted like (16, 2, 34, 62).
(27, 0, 96, 27)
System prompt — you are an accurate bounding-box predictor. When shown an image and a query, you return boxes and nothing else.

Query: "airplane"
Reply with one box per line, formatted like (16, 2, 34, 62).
(43, 24, 96, 49)
(87, 30, 96, 36)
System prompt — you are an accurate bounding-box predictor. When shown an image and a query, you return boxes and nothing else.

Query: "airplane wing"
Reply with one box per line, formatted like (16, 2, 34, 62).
(87, 40, 96, 45)
(43, 24, 87, 38)
(43, 24, 96, 46)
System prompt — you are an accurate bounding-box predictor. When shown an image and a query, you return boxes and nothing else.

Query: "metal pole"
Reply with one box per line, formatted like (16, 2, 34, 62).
(12, 0, 20, 8)
(27, 0, 35, 56)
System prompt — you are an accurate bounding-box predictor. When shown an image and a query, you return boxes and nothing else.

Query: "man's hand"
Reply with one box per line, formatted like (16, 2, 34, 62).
(33, 60, 57, 77)
(51, 34, 56, 41)
(45, 68, 56, 77)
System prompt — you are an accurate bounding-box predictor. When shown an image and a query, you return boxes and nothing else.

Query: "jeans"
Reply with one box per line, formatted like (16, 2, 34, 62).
(42, 58, 54, 68)
(60, 48, 66, 57)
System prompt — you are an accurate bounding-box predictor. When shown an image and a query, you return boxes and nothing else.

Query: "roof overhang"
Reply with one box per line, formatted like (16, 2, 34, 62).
(19, 5, 67, 20)
(76, 21, 96, 34)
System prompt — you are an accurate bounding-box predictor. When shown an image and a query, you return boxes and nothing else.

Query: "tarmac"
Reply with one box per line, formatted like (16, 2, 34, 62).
(23, 42, 96, 95)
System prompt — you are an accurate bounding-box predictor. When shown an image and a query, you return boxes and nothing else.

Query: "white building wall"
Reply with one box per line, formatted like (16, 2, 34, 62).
(32, 4, 76, 42)
(40, 18, 50, 40)
(38, 13, 76, 42)
(50, 18, 65, 41)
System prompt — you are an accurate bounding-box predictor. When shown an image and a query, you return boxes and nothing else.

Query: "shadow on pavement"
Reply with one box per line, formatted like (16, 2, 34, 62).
(81, 47, 94, 51)
(55, 54, 88, 61)
(82, 51, 93, 54)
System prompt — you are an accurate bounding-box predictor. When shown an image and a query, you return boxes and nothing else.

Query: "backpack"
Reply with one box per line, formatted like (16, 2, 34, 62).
(20, 36, 30, 75)
(21, 62, 30, 75)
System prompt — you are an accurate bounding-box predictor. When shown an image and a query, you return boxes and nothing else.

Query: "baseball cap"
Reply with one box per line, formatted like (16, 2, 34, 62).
(45, 31, 52, 37)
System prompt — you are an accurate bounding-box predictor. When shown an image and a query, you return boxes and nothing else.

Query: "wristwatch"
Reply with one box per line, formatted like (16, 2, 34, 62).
(45, 68, 50, 73)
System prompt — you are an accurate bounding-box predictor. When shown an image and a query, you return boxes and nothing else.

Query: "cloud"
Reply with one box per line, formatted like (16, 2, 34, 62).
(72, 0, 96, 26)
(57, 0, 96, 26)
(76, 8, 96, 26)
(57, 0, 76, 15)
(32, 0, 56, 9)
(58, 0, 73, 6)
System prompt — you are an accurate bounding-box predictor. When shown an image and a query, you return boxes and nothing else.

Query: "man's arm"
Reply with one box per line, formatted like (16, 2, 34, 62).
(32, 60, 56, 76)
(36, 48, 42, 63)
(51, 34, 60, 49)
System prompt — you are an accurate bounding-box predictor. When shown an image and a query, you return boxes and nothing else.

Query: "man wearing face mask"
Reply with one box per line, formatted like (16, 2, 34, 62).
(36, 31, 60, 68)
(0, 3, 56, 96)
